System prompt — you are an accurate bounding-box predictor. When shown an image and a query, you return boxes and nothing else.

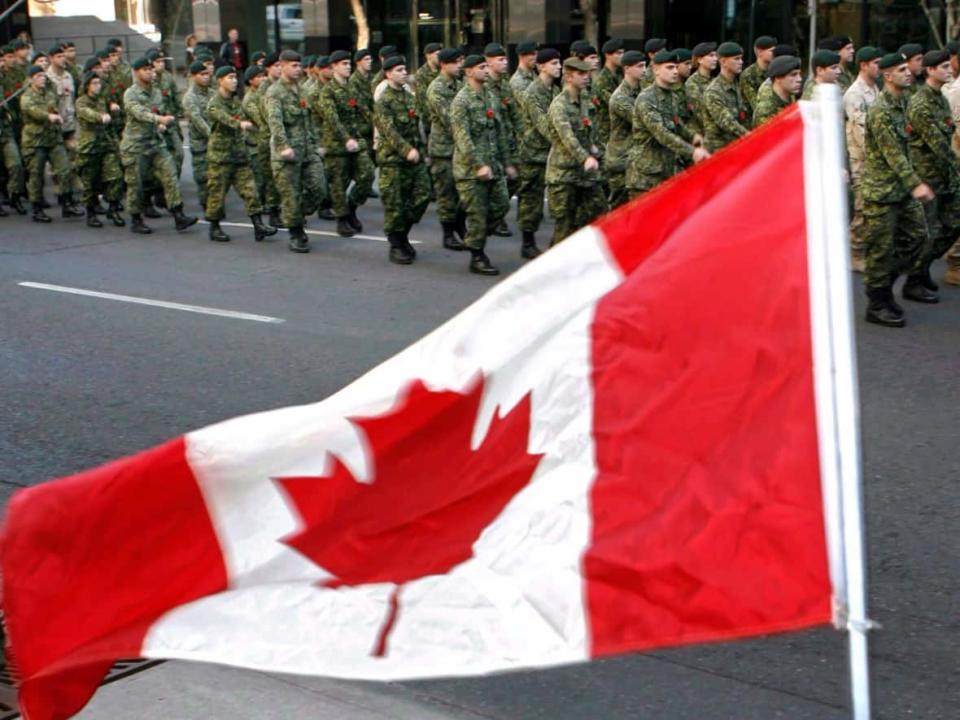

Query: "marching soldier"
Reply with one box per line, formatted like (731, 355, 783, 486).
(606, 50, 645, 209)
(450, 54, 516, 275)
(63, 41, 80, 90)
(374, 55, 430, 264)
(641, 39, 667, 88)
(740, 36, 776, 118)
(348, 48, 376, 165)
(370, 46, 397, 92)
(941, 41, 960, 286)
(183, 61, 213, 211)
(1, 49, 26, 214)
(703, 42, 750, 152)
(259, 52, 283, 226)
(593, 38, 624, 148)
(413, 42, 442, 133)
(205, 66, 277, 243)
(753, 55, 801, 126)
(510, 42, 538, 96)
(686, 42, 718, 137)
(837, 36, 856, 93)
(75, 71, 125, 227)
(625, 50, 709, 199)
(899, 44, 925, 99)
(485, 42, 520, 237)
(242, 65, 272, 215)
(545, 57, 607, 244)
(801, 50, 841, 100)
(151, 50, 184, 177)
(426, 47, 466, 251)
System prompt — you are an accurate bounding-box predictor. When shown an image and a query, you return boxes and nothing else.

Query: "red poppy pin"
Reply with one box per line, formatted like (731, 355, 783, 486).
(591, 96, 600, 107)
(14, 81, 21, 89)
(739, 110, 747, 121)
(582, 117, 591, 128)
(947, 117, 955, 129)
(672, 115, 679, 125)
(905, 123, 913, 134)
(233, 114, 241, 120)
(162, 89, 169, 96)
(486, 109, 495, 119)
(501, 97, 509, 107)
(151, 105, 159, 113)
(2, 91, 10, 98)
(299, 99, 307, 108)
(347, 97, 357, 108)
(408, 108, 417, 118)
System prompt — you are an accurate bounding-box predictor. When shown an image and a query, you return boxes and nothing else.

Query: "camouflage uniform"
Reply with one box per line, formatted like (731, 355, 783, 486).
(1, 62, 26, 138)
(592, 66, 621, 147)
(0, 94, 24, 198)
(517, 77, 556, 233)
(265, 77, 324, 228)
(120, 81, 183, 214)
(374, 83, 430, 233)
(626, 83, 696, 196)
(20, 84, 76, 203)
(318, 77, 374, 217)
(606, 78, 641, 208)
(545, 87, 608, 245)
(753, 82, 794, 126)
(450, 82, 512, 250)
(253, 81, 281, 212)
(703, 73, 750, 151)
(838, 65, 855, 94)
(739, 62, 767, 118)
(204, 90, 262, 221)
(75, 91, 123, 206)
(488, 73, 521, 199)
(844, 76, 879, 263)
(155, 69, 184, 174)
(412, 61, 439, 133)
(684, 70, 712, 136)
(183, 81, 212, 207)
(347, 69, 375, 166)
(426, 73, 462, 224)
(861, 89, 927, 291)
(509, 66, 536, 96)
(105, 61, 131, 137)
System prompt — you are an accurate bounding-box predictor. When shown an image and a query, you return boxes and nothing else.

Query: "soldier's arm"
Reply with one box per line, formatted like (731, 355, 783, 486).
(373, 97, 414, 158)
(207, 95, 242, 129)
(426, 83, 450, 134)
(169, 82, 184, 118)
(528, 88, 553, 141)
(242, 95, 259, 128)
(636, 99, 695, 159)
(742, 80, 757, 113)
(869, 110, 921, 189)
(20, 93, 50, 123)
(549, 100, 590, 163)
(265, 91, 291, 150)
(75, 96, 103, 124)
(123, 89, 161, 125)
(450, 97, 481, 170)
(318, 88, 352, 143)
(908, 97, 953, 161)
(843, 89, 867, 158)
(704, 87, 748, 137)
(184, 92, 211, 137)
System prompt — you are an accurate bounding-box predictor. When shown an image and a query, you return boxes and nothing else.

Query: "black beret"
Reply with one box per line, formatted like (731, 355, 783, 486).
(812, 50, 840, 69)
(818, 36, 844, 52)
(82, 56, 100, 72)
(145, 49, 160, 62)
(644, 38, 667, 54)
(855, 46, 882, 65)
(675, 48, 692, 62)
(189, 60, 207, 75)
(96, 49, 111, 60)
(923, 48, 950, 67)
(264, 51, 281, 67)
(315, 55, 331, 68)
(47, 43, 65, 56)
(717, 42, 744, 57)
(439, 47, 464, 63)
(27, 64, 44, 77)
(692, 42, 717, 57)
(621, 50, 645, 67)
(836, 36, 854, 47)
(250, 50, 266, 63)
(463, 54, 485, 69)
(354, 48, 371, 62)
(279, 49, 301, 62)
(329, 49, 351, 64)
(424, 42, 443, 55)
(81, 71, 100, 91)
(131, 56, 151, 71)
(244, 65, 265, 83)
(653, 49, 679, 64)
(767, 55, 800, 78)
(484, 42, 507, 57)
(536, 48, 561, 64)
(575, 44, 598, 58)
(303, 54, 316, 68)
(379, 45, 397, 58)
(63, 41, 75, 48)
(879, 52, 908, 70)
(602, 37, 624, 54)
(773, 43, 798, 58)
(108, 37, 124, 46)
(214, 65, 236, 79)
(754, 36, 778, 50)
(10, 39, 27, 50)
(898, 43, 924, 59)
(570, 40, 591, 55)
(517, 41, 538, 55)
(382, 54, 406, 71)
(947, 40, 960, 56)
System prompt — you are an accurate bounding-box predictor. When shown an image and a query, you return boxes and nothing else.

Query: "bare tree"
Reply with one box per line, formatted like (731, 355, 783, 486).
(350, 0, 370, 50)
(579, 0, 597, 48)
(948, 0, 960, 40)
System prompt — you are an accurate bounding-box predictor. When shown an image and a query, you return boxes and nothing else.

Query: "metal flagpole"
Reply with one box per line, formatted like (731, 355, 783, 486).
(808, 0, 817, 63)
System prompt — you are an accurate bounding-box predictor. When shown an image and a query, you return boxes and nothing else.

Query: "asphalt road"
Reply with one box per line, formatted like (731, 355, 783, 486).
(0, 177, 957, 719)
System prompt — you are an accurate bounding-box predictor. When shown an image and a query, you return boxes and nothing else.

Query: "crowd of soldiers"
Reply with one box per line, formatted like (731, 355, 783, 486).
(1, 33, 959, 310)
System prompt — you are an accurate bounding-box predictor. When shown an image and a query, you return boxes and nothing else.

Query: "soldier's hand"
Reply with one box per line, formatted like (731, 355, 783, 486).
(48, 113, 62, 124)
(590, 145, 599, 156)
(692, 148, 711, 163)
(345, 138, 360, 152)
(406, 148, 420, 163)
(692, 133, 704, 147)
(101, 113, 112, 124)
(505, 165, 518, 180)
(110, 102, 120, 112)
(583, 156, 599, 172)
(912, 183, 935, 203)
(161, 115, 176, 125)
(476, 165, 493, 180)
(280, 147, 295, 161)
(240, 120, 254, 131)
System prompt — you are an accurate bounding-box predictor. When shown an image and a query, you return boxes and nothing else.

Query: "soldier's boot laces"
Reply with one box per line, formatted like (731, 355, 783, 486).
(902, 275, 939, 304)
(10, 194, 27, 215)
(288, 226, 310, 253)
(944, 265, 960, 287)
(60, 195, 84, 219)
(387, 232, 414, 265)
(130, 214, 152, 234)
(172, 205, 198, 232)
(106, 202, 126, 227)
(521, 231, 542, 259)
(31, 203, 52, 224)
(492, 219, 513, 237)
(469, 248, 500, 277)
(251, 214, 277, 241)
(336, 217, 356, 237)
(85, 206, 103, 228)
(208, 220, 231, 242)
(442, 222, 466, 251)
(347, 200, 363, 232)
(865, 289, 905, 328)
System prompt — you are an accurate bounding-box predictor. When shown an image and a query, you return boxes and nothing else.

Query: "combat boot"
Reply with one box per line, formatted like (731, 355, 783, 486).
(32, 202, 52, 223)
(130, 214, 152, 234)
(208, 220, 230, 242)
(347, 200, 363, 232)
(455, 208, 467, 240)
(251, 214, 277, 241)
(60, 194, 84, 218)
(944, 265, 960, 286)
(85, 206, 103, 228)
(442, 222, 466, 251)
(388, 232, 414, 265)
(288, 226, 310, 253)
(9, 193, 27, 215)
(171, 205, 198, 231)
(142, 201, 162, 218)
(521, 231, 541, 259)
(865, 289, 905, 328)
(106, 202, 126, 227)
(153, 192, 167, 210)
(902, 275, 939, 304)
(918, 267, 939, 292)
(317, 201, 336, 221)
(402, 225, 417, 259)
(268, 206, 282, 228)
(336, 216, 356, 237)
(469, 248, 500, 276)
(492, 219, 513, 237)
(92, 198, 108, 215)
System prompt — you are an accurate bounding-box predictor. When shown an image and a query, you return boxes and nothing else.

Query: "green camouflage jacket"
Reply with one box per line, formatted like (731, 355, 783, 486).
(753, 82, 793, 126)
(863, 89, 921, 204)
(640, 65, 654, 90)
(374, 83, 423, 165)
(241, 84, 265, 147)
(318, 77, 367, 155)
(740, 62, 766, 115)
(487, 74, 520, 158)
(347, 69, 374, 139)
(703, 73, 749, 151)
(2, 65, 26, 125)
(426, 73, 460, 159)
(907, 82, 960, 194)
(627, 83, 696, 185)
(519, 76, 556, 164)
(449, 82, 511, 181)
(75, 92, 117, 154)
(265, 77, 312, 161)
(105, 62, 132, 107)
(838, 65, 855, 94)
(592, 66, 621, 146)
(207, 91, 252, 163)
(20, 85, 62, 149)
(120, 82, 165, 156)
(685, 70, 712, 136)
(155, 70, 182, 136)
(370, 69, 384, 93)
(509, 66, 536, 96)
(413, 62, 438, 123)
(545, 86, 600, 185)
(183, 83, 212, 153)
(605, 79, 641, 174)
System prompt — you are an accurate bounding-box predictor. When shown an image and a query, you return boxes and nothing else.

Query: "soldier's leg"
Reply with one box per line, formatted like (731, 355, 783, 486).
(24, 147, 46, 204)
(325, 155, 350, 217)
(301, 158, 325, 218)
(407, 163, 431, 228)
(234, 164, 264, 217)
(258, 144, 279, 209)
(168, 131, 185, 177)
(3, 136, 24, 198)
(898, 197, 934, 301)
(577, 183, 609, 230)
(102, 151, 124, 203)
(517, 162, 545, 233)
(49, 144, 77, 201)
(849, 172, 867, 271)
(204, 161, 229, 221)
(928, 192, 960, 269)
(546, 183, 577, 246)
(379, 165, 404, 234)
(192, 150, 208, 209)
(862, 202, 897, 291)
(430, 159, 458, 224)
(273, 160, 304, 228)
(153, 149, 184, 209)
(607, 171, 628, 210)
(487, 175, 510, 230)
(347, 149, 375, 207)
(76, 154, 98, 207)
(455, 178, 488, 251)
(945, 237, 960, 285)
(123, 154, 147, 216)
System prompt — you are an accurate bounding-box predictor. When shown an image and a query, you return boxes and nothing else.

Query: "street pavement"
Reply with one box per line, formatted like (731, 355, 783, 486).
(0, 176, 957, 719)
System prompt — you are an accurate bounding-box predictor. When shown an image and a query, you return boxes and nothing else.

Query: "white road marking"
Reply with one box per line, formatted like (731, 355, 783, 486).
(18, 282, 286, 324)
(208, 221, 423, 245)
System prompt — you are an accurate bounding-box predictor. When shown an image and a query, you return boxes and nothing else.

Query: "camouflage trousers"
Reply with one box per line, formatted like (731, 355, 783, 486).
(191, 149, 208, 209)
(429, 157, 459, 223)
(862, 198, 927, 290)
(256, 141, 279, 209)
(271, 158, 324, 228)
(325, 151, 374, 217)
(455, 175, 510, 251)
(517, 161, 546, 233)
(920, 191, 960, 271)
(23, 143, 74, 203)
(205, 161, 263, 221)
(2, 133, 24, 195)
(166, 128, 184, 177)
(77, 150, 123, 206)
(607, 169, 628, 210)
(849, 167, 866, 260)
(380, 162, 430, 233)
(123, 147, 183, 215)
(547, 182, 609, 246)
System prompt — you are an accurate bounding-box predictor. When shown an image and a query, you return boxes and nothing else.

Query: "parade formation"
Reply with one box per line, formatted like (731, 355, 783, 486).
(2, 32, 960, 324)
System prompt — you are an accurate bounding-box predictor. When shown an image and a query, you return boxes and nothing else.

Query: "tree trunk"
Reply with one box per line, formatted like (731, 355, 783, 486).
(350, 0, 370, 50)
(948, 0, 960, 41)
(919, 0, 944, 48)
(579, 0, 597, 48)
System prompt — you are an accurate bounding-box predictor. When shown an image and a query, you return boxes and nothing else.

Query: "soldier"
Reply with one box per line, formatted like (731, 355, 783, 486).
(370, 46, 397, 93)
(861, 52, 934, 327)
(1, 51, 26, 214)
(626, 50, 709, 199)
(20, 64, 83, 222)
(348, 48, 376, 166)
(151, 50, 184, 177)
(686, 42, 717, 137)
(311, 55, 337, 221)
(265, 50, 325, 252)
(259, 52, 283, 226)
(120, 56, 197, 234)
(516, 47, 562, 257)
(641, 39, 667, 89)
(606, 50, 645, 209)
(413, 42, 442, 132)
(45, 44, 76, 146)
(740, 35, 776, 118)
(753, 55, 801, 126)
(843, 46, 881, 272)
(373, 55, 430, 264)
(673, 49, 695, 135)
(593, 38, 624, 148)
(450, 54, 516, 275)
(801, 50, 841, 100)
(940, 41, 960, 285)
(907, 49, 960, 294)
(703, 42, 750, 152)
(485, 42, 520, 237)
(899, 44, 925, 99)
(545, 57, 607, 244)
(63, 41, 80, 90)
(242, 65, 271, 213)
(427, 47, 466, 251)
(75, 71, 125, 227)
(318, 49, 374, 237)
(836, 36, 856, 93)
(510, 41, 538, 96)
(183, 61, 213, 211)
(204, 66, 277, 244)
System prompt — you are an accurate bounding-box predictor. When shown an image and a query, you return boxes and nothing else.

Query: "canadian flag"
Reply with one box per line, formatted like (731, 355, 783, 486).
(1, 97, 867, 720)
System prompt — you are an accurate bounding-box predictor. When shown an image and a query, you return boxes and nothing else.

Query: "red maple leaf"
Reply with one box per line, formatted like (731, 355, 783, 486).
(275, 375, 542, 655)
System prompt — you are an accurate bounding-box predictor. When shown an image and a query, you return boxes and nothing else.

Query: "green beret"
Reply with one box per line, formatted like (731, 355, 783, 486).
(47, 43, 65, 56)
(81, 71, 100, 91)
(279, 49, 301, 62)
(563, 57, 592, 72)
(767, 55, 800, 78)
(244, 65, 265, 83)
(264, 51, 281, 67)
(145, 49, 160, 62)
(63, 41, 76, 48)
(812, 50, 840, 69)
(462, 54, 485, 69)
(517, 41, 538, 55)
(947, 40, 960, 56)
(818, 36, 844, 52)
(484, 42, 506, 57)
(923, 49, 950, 67)
(27, 64, 44, 77)
(379, 45, 398, 58)
(653, 49, 679, 64)
(898, 43, 924, 59)
(675, 48, 692, 62)
(354, 48, 371, 62)
(602, 38, 624, 54)
(570, 40, 591, 55)
(644, 38, 667, 54)
(10, 39, 27, 50)
(1, 45, 12, 55)
(382, 54, 406, 71)
(131, 56, 151, 71)
(575, 44, 598, 58)
(301, 54, 314, 68)
(82, 57, 100, 72)
(250, 50, 266, 63)
(878, 52, 908, 70)
(96, 49, 111, 60)
(754, 36, 778, 50)
(774, 44, 798, 58)
(621, 50, 645, 67)
(108, 38, 123, 47)
(855, 46, 882, 65)
(439, 48, 463, 63)
(214, 66, 236, 79)
(189, 60, 207, 75)
(717, 42, 743, 57)
(328, 49, 351, 64)
(692, 41, 717, 57)
(424, 42, 443, 55)
(315, 55, 331, 68)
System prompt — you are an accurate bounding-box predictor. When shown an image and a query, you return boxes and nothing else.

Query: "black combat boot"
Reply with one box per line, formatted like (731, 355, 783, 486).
(918, 265, 939, 292)
(142, 200, 162, 218)
(9, 193, 27, 215)
(388, 232, 414, 265)
(130, 214, 152, 234)
(402, 225, 417, 259)
(317, 200, 336, 221)
(208, 220, 230, 242)
(60, 194, 84, 218)
(442, 222, 466, 251)
(153, 192, 167, 209)
(469, 248, 500, 276)
(492, 218, 513, 237)
(32, 202, 52, 223)
(85, 206, 103, 228)
(865, 289, 905, 327)
(347, 199, 363, 232)
(106, 201, 126, 227)
(268, 206, 282, 228)
(171, 204, 198, 231)
(336, 216, 356, 237)
(288, 226, 310, 253)
(521, 231, 541, 259)
(902, 275, 939, 304)
(454, 208, 467, 240)
(251, 213, 277, 241)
